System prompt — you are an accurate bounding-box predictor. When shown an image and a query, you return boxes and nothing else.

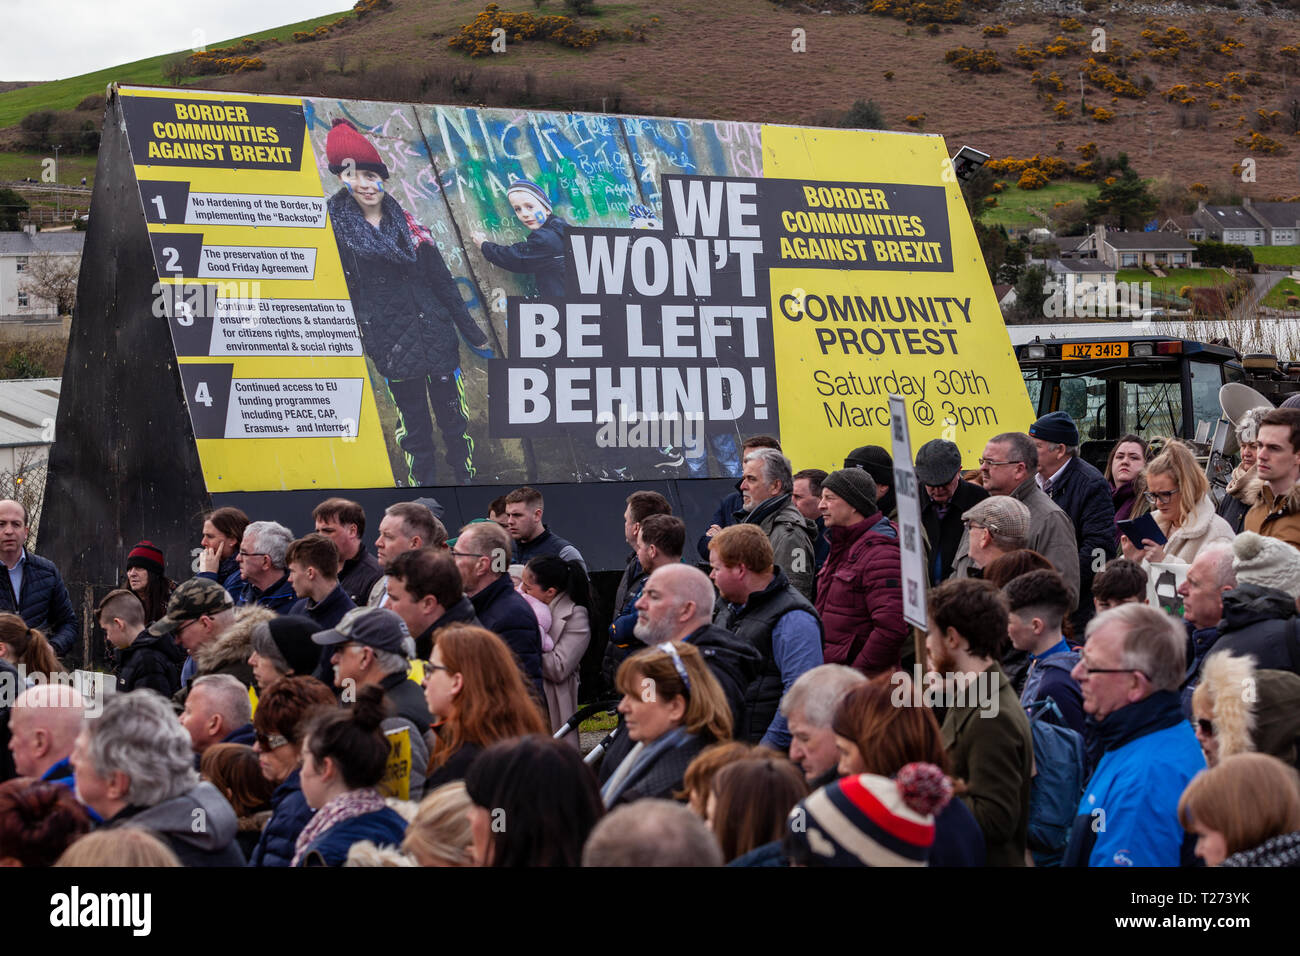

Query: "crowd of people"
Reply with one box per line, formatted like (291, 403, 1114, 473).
(2, 404, 1300, 867)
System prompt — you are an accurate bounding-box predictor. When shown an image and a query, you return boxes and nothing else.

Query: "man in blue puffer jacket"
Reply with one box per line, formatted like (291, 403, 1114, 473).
(1064, 604, 1206, 867)
(0, 499, 78, 660)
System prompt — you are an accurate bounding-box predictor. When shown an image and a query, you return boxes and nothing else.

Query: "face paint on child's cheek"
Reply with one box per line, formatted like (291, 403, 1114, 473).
(533, 210, 545, 226)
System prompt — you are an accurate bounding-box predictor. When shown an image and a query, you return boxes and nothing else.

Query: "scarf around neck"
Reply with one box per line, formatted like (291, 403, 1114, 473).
(329, 189, 426, 264)
(291, 787, 388, 866)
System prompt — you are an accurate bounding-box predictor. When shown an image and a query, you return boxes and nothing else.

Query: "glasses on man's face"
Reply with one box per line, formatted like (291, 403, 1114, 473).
(1078, 659, 1151, 680)
(977, 458, 1022, 468)
(450, 550, 484, 559)
(1142, 488, 1179, 505)
(237, 550, 267, 559)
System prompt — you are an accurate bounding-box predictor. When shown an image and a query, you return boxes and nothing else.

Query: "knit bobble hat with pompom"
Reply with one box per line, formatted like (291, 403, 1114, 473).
(783, 762, 952, 867)
(1233, 531, 1300, 596)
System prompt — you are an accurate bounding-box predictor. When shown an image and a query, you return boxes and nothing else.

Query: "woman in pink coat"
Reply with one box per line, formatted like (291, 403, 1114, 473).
(521, 556, 591, 742)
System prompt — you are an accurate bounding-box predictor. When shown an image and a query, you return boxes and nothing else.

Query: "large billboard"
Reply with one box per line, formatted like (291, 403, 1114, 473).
(118, 85, 1032, 492)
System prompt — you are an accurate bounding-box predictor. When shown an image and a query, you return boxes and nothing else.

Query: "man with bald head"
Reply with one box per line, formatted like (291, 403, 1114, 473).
(1177, 542, 1237, 712)
(594, 564, 762, 784)
(632, 563, 762, 725)
(8, 684, 86, 788)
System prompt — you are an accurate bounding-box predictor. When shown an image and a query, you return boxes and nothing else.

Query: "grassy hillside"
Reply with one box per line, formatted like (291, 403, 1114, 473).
(4, 0, 1300, 203)
(983, 181, 1098, 230)
(0, 151, 96, 185)
(0, 9, 349, 129)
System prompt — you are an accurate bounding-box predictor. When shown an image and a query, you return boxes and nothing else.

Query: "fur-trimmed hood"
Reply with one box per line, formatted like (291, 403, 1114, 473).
(1196, 651, 1300, 769)
(1245, 477, 1300, 516)
(1196, 651, 1257, 762)
(196, 605, 276, 674)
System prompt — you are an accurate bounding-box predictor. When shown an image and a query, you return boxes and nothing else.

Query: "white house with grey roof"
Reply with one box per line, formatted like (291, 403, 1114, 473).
(0, 227, 83, 322)
(1192, 202, 1266, 246)
(1240, 199, 1300, 246)
(1070, 225, 1197, 269)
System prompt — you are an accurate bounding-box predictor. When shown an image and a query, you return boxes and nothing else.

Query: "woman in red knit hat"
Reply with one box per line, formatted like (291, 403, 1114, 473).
(124, 540, 175, 626)
(324, 118, 491, 487)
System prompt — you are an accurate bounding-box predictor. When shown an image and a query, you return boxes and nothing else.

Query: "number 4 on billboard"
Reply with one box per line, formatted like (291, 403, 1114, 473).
(194, 382, 213, 407)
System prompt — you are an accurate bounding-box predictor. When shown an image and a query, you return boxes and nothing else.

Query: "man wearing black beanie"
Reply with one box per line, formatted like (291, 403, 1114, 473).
(815, 469, 908, 676)
(844, 445, 897, 520)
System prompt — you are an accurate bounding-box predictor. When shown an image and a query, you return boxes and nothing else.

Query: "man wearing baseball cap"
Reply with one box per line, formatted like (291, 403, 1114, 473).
(149, 577, 238, 692)
(814, 468, 907, 676)
(916, 439, 988, 584)
(1028, 411, 1116, 632)
(313, 607, 434, 800)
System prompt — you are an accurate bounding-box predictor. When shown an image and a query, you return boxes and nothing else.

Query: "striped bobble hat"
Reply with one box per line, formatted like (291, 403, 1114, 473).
(784, 763, 952, 867)
(506, 179, 552, 213)
(126, 540, 165, 576)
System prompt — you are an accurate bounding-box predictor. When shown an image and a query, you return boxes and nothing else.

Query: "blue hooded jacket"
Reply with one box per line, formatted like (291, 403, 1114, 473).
(1063, 691, 1204, 867)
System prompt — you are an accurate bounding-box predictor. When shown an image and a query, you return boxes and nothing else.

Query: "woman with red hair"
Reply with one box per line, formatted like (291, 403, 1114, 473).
(422, 624, 548, 789)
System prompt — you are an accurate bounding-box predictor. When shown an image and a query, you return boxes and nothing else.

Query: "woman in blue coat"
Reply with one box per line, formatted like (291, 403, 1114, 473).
(292, 684, 407, 867)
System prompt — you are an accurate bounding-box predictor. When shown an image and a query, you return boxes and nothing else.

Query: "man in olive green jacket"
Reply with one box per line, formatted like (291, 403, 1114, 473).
(927, 578, 1034, 867)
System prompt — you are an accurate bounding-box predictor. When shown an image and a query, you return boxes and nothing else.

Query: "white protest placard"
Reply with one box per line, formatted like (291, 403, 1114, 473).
(888, 394, 927, 630)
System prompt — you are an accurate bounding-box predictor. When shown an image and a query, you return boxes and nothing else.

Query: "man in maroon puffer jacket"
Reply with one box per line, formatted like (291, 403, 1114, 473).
(814, 469, 908, 676)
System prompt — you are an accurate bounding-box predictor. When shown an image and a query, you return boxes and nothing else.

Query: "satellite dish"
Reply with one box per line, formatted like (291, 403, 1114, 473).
(1218, 383, 1274, 457)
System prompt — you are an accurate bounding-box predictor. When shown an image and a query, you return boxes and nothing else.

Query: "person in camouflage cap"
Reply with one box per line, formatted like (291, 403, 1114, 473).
(149, 578, 237, 690)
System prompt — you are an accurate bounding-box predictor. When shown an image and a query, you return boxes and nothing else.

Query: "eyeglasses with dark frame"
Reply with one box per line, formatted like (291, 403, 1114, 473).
(1078, 661, 1151, 680)
(1142, 487, 1180, 505)
(977, 458, 1024, 468)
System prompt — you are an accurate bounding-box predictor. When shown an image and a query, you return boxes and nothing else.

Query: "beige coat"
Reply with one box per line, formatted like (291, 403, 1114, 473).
(1150, 495, 1236, 566)
(541, 593, 590, 744)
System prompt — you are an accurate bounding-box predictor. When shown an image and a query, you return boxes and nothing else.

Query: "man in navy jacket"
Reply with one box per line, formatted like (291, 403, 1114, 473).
(0, 499, 77, 660)
(453, 520, 542, 694)
(1030, 413, 1116, 634)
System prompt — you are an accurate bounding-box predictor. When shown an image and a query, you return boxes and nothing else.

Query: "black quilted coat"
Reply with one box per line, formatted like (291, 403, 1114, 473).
(328, 190, 487, 379)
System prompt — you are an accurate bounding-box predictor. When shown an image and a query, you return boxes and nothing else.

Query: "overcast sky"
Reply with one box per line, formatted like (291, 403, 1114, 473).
(4, 0, 351, 81)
